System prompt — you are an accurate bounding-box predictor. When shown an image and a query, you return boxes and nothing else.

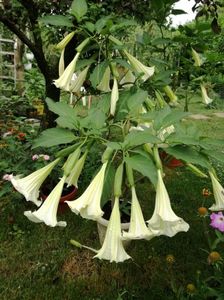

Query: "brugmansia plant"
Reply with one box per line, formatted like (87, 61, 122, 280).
(9, 0, 224, 263)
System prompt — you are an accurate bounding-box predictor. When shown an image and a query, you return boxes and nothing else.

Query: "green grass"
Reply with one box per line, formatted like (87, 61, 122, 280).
(1, 103, 224, 300)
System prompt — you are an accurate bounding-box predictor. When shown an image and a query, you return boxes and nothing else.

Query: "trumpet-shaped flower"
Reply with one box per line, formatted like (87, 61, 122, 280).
(147, 169, 189, 237)
(209, 171, 224, 211)
(119, 69, 135, 88)
(24, 175, 67, 227)
(66, 162, 108, 220)
(200, 84, 213, 105)
(123, 50, 154, 82)
(54, 52, 80, 91)
(94, 197, 131, 262)
(192, 48, 203, 67)
(10, 158, 60, 206)
(58, 48, 65, 77)
(66, 150, 88, 187)
(163, 86, 178, 104)
(56, 31, 75, 50)
(70, 66, 90, 93)
(122, 186, 157, 240)
(97, 66, 111, 92)
(110, 77, 119, 116)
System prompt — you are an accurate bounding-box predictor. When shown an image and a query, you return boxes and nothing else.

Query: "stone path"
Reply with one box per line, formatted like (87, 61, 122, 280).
(187, 112, 224, 120)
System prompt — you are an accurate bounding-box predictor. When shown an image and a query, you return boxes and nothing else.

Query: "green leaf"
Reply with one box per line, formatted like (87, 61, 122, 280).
(80, 109, 106, 130)
(202, 149, 224, 164)
(39, 15, 73, 27)
(101, 163, 116, 207)
(154, 110, 189, 131)
(32, 128, 77, 148)
(171, 9, 187, 15)
(84, 21, 95, 33)
(106, 141, 122, 150)
(89, 61, 109, 88)
(46, 98, 77, 127)
(70, 0, 88, 22)
(56, 117, 76, 129)
(125, 154, 157, 186)
(76, 57, 96, 71)
(95, 16, 112, 33)
(124, 130, 161, 148)
(127, 89, 148, 111)
(165, 146, 210, 168)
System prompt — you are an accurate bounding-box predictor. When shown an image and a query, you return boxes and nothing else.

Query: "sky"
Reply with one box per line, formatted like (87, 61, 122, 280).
(170, 0, 197, 27)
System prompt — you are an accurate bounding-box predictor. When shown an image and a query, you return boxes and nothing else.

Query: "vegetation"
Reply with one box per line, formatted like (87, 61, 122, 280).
(0, 0, 224, 299)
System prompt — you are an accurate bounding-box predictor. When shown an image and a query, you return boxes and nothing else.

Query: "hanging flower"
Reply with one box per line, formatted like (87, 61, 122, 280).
(122, 186, 157, 240)
(200, 84, 213, 105)
(192, 48, 203, 67)
(119, 69, 135, 88)
(147, 169, 189, 237)
(58, 48, 65, 77)
(54, 52, 80, 91)
(70, 66, 90, 93)
(210, 212, 224, 232)
(110, 77, 119, 116)
(209, 171, 224, 211)
(24, 175, 67, 227)
(163, 86, 178, 104)
(65, 150, 88, 188)
(123, 50, 154, 82)
(97, 66, 111, 92)
(94, 197, 131, 262)
(56, 31, 75, 50)
(10, 158, 60, 206)
(66, 162, 108, 220)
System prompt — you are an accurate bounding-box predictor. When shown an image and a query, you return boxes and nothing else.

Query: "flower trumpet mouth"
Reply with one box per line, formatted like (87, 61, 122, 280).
(123, 50, 154, 82)
(24, 175, 67, 227)
(147, 169, 189, 237)
(94, 197, 131, 262)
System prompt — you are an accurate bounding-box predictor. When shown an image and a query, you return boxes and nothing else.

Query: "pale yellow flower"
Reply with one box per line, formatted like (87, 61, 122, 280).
(24, 175, 67, 227)
(209, 171, 224, 211)
(122, 186, 157, 240)
(66, 162, 107, 220)
(10, 158, 60, 206)
(94, 197, 131, 262)
(54, 52, 80, 91)
(123, 50, 154, 82)
(147, 169, 189, 237)
(110, 77, 119, 116)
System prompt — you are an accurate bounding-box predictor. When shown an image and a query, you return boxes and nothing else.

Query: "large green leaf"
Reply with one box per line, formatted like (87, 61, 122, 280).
(127, 89, 148, 111)
(89, 61, 109, 88)
(165, 145, 210, 168)
(80, 109, 106, 130)
(39, 15, 73, 27)
(32, 128, 77, 148)
(46, 98, 78, 128)
(154, 110, 189, 131)
(202, 149, 224, 164)
(124, 129, 161, 148)
(70, 0, 88, 22)
(125, 154, 157, 186)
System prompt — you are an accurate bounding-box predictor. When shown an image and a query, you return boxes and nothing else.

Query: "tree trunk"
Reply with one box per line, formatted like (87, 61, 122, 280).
(41, 75, 60, 128)
(14, 37, 24, 96)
